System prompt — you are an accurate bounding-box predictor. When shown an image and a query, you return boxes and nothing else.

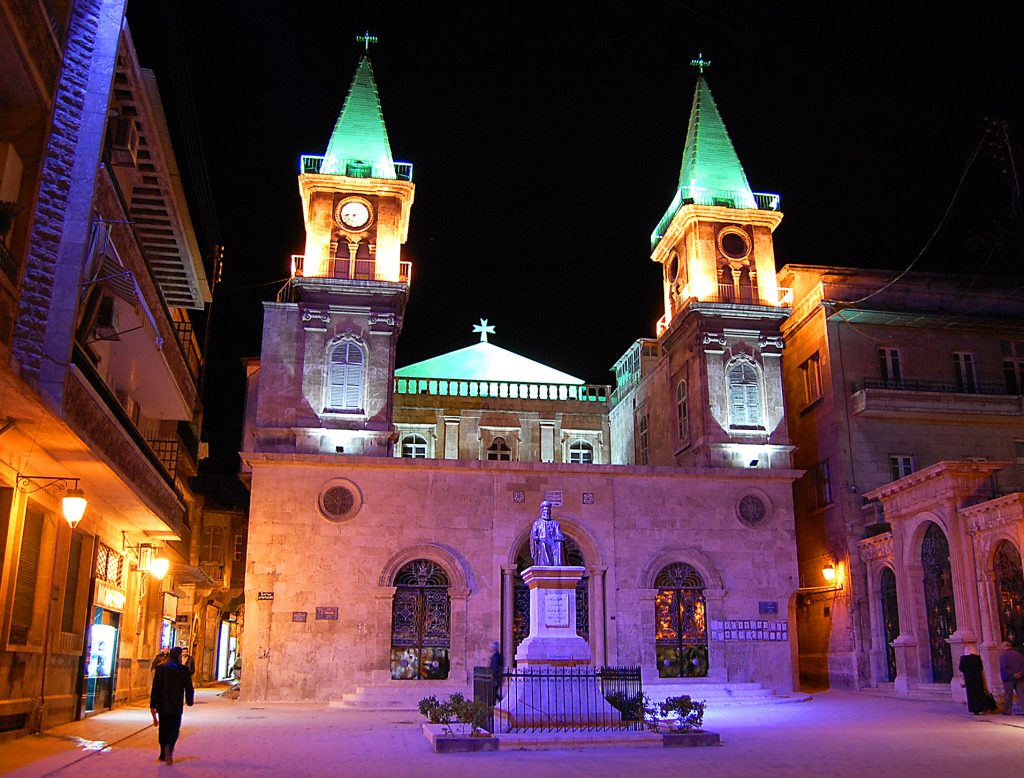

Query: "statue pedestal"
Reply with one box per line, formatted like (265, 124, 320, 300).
(515, 566, 592, 667)
(496, 566, 620, 732)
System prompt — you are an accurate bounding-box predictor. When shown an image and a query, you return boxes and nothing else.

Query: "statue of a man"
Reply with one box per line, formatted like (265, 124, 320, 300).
(529, 500, 564, 566)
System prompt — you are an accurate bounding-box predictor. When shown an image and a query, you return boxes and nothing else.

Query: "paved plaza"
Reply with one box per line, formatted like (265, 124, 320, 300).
(1, 686, 1021, 777)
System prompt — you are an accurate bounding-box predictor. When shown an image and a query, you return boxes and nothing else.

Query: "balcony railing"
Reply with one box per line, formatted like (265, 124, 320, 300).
(657, 285, 793, 336)
(299, 154, 414, 182)
(853, 378, 1018, 397)
(173, 319, 203, 384)
(395, 377, 609, 403)
(290, 255, 412, 285)
(651, 185, 781, 248)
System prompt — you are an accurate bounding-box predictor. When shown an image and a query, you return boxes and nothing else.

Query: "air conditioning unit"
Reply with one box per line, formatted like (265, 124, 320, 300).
(94, 295, 120, 339)
(108, 116, 140, 167)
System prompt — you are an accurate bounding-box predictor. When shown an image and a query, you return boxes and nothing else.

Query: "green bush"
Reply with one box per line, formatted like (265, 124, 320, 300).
(419, 693, 490, 736)
(657, 695, 707, 733)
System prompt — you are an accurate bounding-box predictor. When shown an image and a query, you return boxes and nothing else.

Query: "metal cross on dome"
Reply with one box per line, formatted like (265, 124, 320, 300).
(356, 31, 378, 53)
(690, 52, 711, 74)
(473, 318, 496, 343)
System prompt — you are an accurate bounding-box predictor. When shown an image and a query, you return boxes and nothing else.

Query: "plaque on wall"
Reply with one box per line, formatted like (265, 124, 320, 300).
(544, 490, 563, 506)
(257, 591, 274, 601)
(315, 607, 339, 621)
(292, 612, 308, 622)
(544, 592, 570, 628)
(758, 601, 779, 615)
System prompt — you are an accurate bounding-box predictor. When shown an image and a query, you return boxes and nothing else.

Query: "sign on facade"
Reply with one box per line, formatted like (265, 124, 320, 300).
(758, 601, 779, 615)
(315, 607, 339, 620)
(292, 612, 307, 622)
(544, 490, 563, 506)
(257, 591, 274, 601)
(710, 619, 788, 642)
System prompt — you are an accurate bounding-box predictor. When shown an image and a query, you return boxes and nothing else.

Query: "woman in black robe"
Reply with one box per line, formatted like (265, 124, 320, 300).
(959, 646, 992, 715)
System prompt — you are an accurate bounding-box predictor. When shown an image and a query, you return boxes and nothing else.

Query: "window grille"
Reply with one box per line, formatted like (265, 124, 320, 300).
(487, 436, 512, 461)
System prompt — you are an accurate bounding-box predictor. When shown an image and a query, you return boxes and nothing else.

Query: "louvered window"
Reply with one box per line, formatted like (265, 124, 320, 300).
(728, 361, 762, 427)
(327, 341, 365, 411)
(10, 508, 44, 644)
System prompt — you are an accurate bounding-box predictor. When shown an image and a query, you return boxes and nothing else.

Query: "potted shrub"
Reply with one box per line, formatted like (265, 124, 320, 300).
(657, 695, 720, 747)
(419, 693, 497, 752)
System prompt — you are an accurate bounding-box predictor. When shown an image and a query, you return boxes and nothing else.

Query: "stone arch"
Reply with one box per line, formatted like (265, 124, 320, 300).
(505, 515, 605, 572)
(639, 547, 725, 591)
(378, 543, 471, 592)
(901, 511, 951, 567)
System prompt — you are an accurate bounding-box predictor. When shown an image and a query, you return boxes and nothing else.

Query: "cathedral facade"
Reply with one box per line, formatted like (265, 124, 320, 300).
(239, 54, 803, 703)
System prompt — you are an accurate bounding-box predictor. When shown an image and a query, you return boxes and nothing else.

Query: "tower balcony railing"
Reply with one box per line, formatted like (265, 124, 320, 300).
(395, 377, 609, 403)
(651, 186, 781, 248)
(299, 154, 414, 182)
(290, 255, 412, 285)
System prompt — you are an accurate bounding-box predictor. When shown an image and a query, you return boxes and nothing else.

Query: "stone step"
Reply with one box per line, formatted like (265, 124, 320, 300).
(860, 682, 953, 702)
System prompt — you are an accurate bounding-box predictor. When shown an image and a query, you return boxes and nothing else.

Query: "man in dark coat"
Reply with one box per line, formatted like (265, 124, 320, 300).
(150, 646, 194, 764)
(999, 641, 1024, 715)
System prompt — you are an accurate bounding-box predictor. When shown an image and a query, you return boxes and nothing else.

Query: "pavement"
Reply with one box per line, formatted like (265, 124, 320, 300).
(1, 685, 1022, 777)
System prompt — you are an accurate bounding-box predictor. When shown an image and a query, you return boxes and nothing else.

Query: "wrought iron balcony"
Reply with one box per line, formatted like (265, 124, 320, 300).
(853, 378, 1017, 396)
(299, 154, 414, 181)
(290, 255, 411, 285)
(0, 239, 18, 285)
(395, 377, 609, 403)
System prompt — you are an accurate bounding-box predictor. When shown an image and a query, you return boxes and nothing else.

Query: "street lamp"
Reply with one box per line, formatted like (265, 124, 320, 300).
(16, 474, 88, 528)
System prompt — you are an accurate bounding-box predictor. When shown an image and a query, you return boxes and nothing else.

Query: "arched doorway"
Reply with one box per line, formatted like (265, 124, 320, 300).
(513, 537, 588, 654)
(994, 540, 1024, 647)
(880, 567, 899, 682)
(654, 562, 708, 678)
(921, 523, 956, 683)
(390, 559, 451, 680)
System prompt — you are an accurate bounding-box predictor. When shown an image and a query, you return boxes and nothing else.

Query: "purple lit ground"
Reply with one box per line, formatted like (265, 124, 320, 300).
(1, 686, 1021, 776)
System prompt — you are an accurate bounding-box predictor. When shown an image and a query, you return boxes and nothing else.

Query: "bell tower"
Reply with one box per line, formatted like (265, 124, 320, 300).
(253, 37, 415, 458)
(612, 56, 792, 470)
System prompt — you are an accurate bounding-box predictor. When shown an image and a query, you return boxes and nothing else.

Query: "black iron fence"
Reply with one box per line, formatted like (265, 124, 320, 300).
(473, 665, 643, 733)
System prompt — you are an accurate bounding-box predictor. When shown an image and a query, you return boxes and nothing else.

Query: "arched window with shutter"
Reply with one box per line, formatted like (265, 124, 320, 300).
(727, 358, 762, 428)
(326, 339, 365, 412)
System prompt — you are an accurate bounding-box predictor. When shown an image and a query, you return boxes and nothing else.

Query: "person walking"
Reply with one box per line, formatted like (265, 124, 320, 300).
(488, 640, 504, 703)
(998, 641, 1024, 715)
(150, 646, 195, 764)
(958, 645, 993, 715)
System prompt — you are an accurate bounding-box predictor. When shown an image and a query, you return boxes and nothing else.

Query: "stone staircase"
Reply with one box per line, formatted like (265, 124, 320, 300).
(644, 682, 810, 706)
(331, 682, 473, 711)
(859, 681, 953, 702)
(333, 680, 807, 711)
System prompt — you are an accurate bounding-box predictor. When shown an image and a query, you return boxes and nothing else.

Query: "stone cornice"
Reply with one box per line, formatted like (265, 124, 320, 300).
(961, 492, 1024, 534)
(858, 532, 894, 562)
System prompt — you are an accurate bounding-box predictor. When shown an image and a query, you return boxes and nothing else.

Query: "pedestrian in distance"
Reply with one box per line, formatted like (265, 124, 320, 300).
(181, 647, 196, 676)
(998, 641, 1024, 715)
(958, 645, 995, 714)
(488, 640, 503, 703)
(151, 646, 169, 674)
(150, 645, 195, 765)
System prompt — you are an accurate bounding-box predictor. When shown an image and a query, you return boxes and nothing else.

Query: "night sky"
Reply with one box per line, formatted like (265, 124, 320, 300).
(125, 4, 1023, 471)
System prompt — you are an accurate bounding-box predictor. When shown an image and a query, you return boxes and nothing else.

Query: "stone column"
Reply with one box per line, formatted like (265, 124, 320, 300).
(448, 587, 470, 685)
(890, 528, 920, 694)
(539, 420, 555, 463)
(861, 561, 887, 685)
(371, 587, 397, 684)
(443, 416, 460, 459)
(704, 589, 728, 682)
(589, 567, 607, 666)
(501, 566, 516, 666)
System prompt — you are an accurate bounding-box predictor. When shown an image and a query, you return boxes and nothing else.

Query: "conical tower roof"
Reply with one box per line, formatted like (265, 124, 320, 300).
(321, 56, 396, 179)
(676, 76, 756, 209)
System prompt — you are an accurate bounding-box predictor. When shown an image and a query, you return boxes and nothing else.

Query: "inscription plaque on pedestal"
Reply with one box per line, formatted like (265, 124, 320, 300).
(544, 591, 570, 628)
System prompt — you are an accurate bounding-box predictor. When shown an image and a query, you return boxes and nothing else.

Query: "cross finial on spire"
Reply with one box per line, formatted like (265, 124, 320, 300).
(472, 318, 496, 343)
(690, 52, 711, 75)
(356, 31, 378, 54)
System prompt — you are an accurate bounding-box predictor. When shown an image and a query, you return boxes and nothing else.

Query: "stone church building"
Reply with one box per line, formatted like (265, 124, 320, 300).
(240, 50, 1024, 707)
(240, 55, 802, 704)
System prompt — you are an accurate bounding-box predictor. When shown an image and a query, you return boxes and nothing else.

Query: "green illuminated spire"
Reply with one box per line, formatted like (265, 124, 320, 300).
(321, 56, 396, 179)
(676, 74, 756, 209)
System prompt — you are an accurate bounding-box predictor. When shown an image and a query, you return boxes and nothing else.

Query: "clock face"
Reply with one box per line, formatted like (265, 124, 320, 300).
(335, 197, 373, 231)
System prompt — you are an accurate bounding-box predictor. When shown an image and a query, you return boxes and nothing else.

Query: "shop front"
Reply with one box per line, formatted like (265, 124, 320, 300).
(83, 579, 125, 715)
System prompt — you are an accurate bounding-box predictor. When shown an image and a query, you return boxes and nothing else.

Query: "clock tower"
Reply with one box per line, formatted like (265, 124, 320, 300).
(252, 45, 414, 458)
(611, 58, 793, 470)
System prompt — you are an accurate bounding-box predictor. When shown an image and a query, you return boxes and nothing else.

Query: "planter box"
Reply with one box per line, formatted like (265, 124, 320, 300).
(434, 735, 499, 753)
(662, 730, 721, 747)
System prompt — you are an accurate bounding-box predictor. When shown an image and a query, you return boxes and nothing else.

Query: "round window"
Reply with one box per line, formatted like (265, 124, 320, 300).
(667, 252, 680, 282)
(717, 227, 752, 260)
(318, 479, 363, 522)
(736, 490, 772, 528)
